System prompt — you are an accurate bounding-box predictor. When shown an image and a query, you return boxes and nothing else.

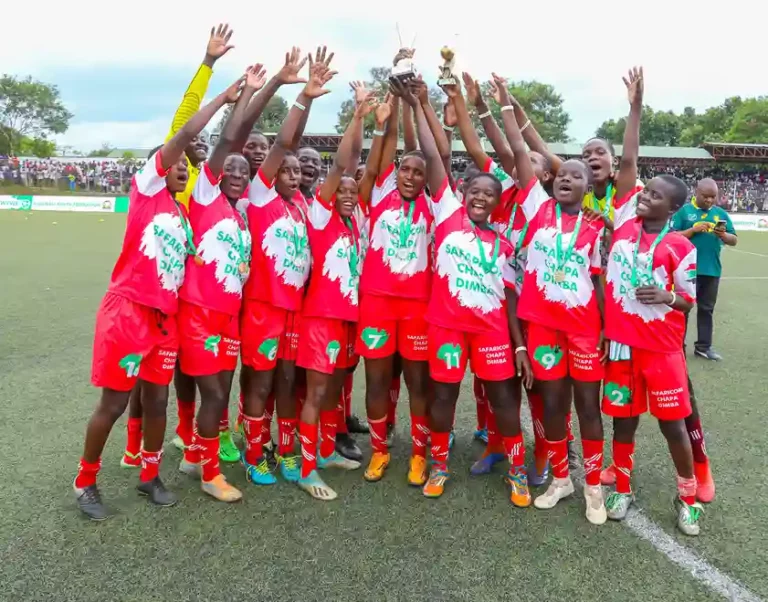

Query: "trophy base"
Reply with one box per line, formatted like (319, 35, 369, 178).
(392, 69, 416, 83)
(438, 76, 458, 86)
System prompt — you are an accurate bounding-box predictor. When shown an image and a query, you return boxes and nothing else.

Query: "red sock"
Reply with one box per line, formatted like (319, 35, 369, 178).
(503, 433, 526, 470)
(75, 458, 101, 488)
(139, 449, 162, 482)
(613, 440, 635, 494)
(387, 378, 400, 425)
(677, 474, 697, 505)
(566, 412, 575, 442)
(299, 421, 318, 478)
(486, 406, 502, 451)
(219, 405, 229, 433)
(262, 394, 274, 442)
(343, 373, 353, 418)
(473, 377, 487, 431)
(319, 410, 337, 459)
(528, 392, 548, 471)
(430, 431, 451, 470)
(198, 434, 220, 482)
(547, 438, 569, 479)
(125, 417, 142, 457)
(369, 417, 388, 453)
(336, 395, 349, 434)
(242, 414, 264, 465)
(685, 416, 708, 463)
(278, 417, 297, 456)
(582, 438, 604, 486)
(410, 413, 429, 458)
(176, 398, 195, 447)
(184, 425, 201, 464)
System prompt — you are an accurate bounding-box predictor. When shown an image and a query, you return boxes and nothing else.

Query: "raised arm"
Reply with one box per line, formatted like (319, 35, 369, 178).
(379, 90, 401, 174)
(161, 77, 241, 172)
(494, 73, 536, 187)
(167, 24, 234, 141)
(359, 96, 392, 202)
(319, 83, 374, 201)
(464, 73, 516, 176)
(442, 80, 489, 170)
(233, 47, 308, 152)
(290, 48, 333, 151)
(615, 67, 643, 201)
(412, 78, 451, 166)
(209, 65, 266, 176)
(260, 49, 337, 182)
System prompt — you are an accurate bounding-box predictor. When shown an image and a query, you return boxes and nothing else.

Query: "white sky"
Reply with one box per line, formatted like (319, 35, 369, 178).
(3, 0, 766, 151)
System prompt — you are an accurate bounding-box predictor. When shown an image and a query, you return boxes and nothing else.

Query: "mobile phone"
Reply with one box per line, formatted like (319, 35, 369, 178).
(714, 220, 726, 232)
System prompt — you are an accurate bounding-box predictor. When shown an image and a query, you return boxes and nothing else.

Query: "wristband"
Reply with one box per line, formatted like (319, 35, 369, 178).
(520, 119, 531, 132)
(667, 291, 677, 307)
(442, 124, 454, 132)
(373, 129, 385, 137)
(478, 110, 492, 119)
(500, 105, 515, 113)
(293, 101, 306, 111)
(515, 346, 527, 354)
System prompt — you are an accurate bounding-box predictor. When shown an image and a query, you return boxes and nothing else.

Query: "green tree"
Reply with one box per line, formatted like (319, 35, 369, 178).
(18, 136, 56, 157)
(0, 75, 73, 155)
(215, 95, 289, 136)
(335, 66, 444, 136)
(472, 80, 571, 143)
(595, 106, 683, 146)
(725, 97, 768, 142)
(88, 143, 115, 157)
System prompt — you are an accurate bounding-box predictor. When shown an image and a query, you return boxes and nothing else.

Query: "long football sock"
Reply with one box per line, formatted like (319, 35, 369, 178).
(176, 399, 195, 447)
(277, 417, 298, 456)
(613, 440, 635, 494)
(582, 438, 604, 486)
(139, 449, 162, 483)
(299, 421, 318, 478)
(547, 438, 569, 479)
(319, 410, 337, 459)
(369, 417, 388, 454)
(242, 414, 264, 465)
(125, 417, 142, 458)
(75, 458, 101, 488)
(503, 433, 525, 471)
(198, 434, 221, 482)
(410, 413, 429, 458)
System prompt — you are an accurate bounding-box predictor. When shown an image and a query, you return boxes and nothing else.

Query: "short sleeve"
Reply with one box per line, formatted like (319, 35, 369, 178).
(248, 168, 276, 208)
(484, 159, 515, 193)
(190, 163, 222, 209)
(518, 178, 551, 222)
(613, 186, 643, 230)
(672, 244, 697, 303)
(309, 192, 333, 230)
(371, 163, 397, 208)
(670, 207, 686, 231)
(430, 177, 461, 226)
(589, 229, 604, 275)
(134, 151, 170, 198)
(723, 212, 737, 235)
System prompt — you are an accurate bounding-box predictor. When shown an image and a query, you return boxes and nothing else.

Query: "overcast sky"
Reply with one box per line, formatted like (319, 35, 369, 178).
(3, 0, 765, 152)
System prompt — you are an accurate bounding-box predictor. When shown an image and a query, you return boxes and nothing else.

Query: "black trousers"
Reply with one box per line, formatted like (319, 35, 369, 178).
(688, 275, 720, 351)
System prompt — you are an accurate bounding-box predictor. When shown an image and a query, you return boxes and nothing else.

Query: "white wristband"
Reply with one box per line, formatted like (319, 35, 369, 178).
(373, 129, 385, 137)
(293, 101, 306, 111)
(520, 119, 531, 132)
(667, 291, 677, 307)
(442, 124, 454, 132)
(478, 110, 492, 119)
(515, 346, 527, 354)
(500, 105, 515, 113)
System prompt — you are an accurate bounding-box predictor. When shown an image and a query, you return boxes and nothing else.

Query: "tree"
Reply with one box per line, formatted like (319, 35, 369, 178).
(335, 66, 444, 136)
(0, 75, 73, 156)
(18, 136, 56, 157)
(472, 80, 571, 143)
(595, 106, 684, 146)
(725, 97, 768, 143)
(215, 95, 289, 136)
(88, 143, 115, 157)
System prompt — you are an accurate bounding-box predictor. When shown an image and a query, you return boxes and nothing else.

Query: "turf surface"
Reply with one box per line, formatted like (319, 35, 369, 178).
(0, 210, 765, 602)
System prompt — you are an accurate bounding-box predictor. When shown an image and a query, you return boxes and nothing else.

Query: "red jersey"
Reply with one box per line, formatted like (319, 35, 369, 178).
(302, 192, 362, 322)
(107, 151, 188, 315)
(605, 188, 697, 352)
(426, 179, 516, 334)
(243, 169, 311, 311)
(359, 163, 433, 302)
(517, 179, 604, 336)
(180, 163, 252, 316)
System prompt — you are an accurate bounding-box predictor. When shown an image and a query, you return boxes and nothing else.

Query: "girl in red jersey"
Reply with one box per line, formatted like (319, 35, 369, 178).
(173, 64, 268, 502)
(293, 82, 379, 500)
(498, 78, 610, 525)
(238, 47, 337, 486)
(396, 81, 534, 503)
(73, 78, 243, 520)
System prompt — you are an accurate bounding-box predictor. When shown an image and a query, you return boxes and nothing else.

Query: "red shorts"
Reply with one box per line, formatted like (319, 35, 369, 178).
(526, 322, 604, 382)
(178, 300, 240, 377)
(428, 324, 515, 384)
(240, 299, 301, 370)
(297, 317, 357, 375)
(355, 294, 428, 361)
(602, 349, 691, 421)
(91, 292, 178, 391)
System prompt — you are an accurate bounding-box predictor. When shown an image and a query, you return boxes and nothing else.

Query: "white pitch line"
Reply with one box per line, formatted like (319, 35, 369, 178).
(729, 248, 768, 258)
(518, 411, 763, 602)
(721, 276, 768, 280)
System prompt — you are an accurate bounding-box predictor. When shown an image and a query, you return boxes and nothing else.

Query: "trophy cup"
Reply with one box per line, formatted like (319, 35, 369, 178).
(437, 46, 458, 86)
(391, 23, 417, 82)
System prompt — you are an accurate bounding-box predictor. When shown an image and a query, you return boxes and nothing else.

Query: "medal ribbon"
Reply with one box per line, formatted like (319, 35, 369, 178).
(504, 202, 529, 258)
(235, 208, 250, 272)
(399, 199, 416, 248)
(601, 182, 614, 218)
(343, 216, 360, 277)
(555, 203, 583, 273)
(175, 202, 197, 256)
(630, 223, 670, 289)
(470, 221, 501, 274)
(286, 200, 308, 261)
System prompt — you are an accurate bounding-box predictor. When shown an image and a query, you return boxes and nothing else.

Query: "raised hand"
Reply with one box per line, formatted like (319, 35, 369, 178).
(206, 23, 234, 62)
(439, 79, 461, 99)
(444, 99, 458, 127)
(375, 93, 393, 125)
(461, 72, 482, 107)
(410, 76, 429, 105)
(491, 72, 512, 106)
(351, 81, 376, 116)
(276, 47, 308, 85)
(624, 66, 644, 107)
(244, 64, 267, 92)
(223, 76, 245, 104)
(389, 77, 417, 107)
(303, 47, 338, 98)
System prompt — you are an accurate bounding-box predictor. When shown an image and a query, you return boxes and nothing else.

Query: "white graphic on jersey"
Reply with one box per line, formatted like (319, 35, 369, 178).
(196, 217, 252, 293)
(370, 208, 429, 275)
(525, 227, 592, 308)
(263, 215, 310, 289)
(437, 230, 504, 313)
(140, 212, 186, 293)
(324, 236, 359, 305)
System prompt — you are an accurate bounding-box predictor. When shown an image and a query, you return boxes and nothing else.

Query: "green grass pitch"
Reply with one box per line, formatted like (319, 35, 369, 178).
(0, 210, 766, 602)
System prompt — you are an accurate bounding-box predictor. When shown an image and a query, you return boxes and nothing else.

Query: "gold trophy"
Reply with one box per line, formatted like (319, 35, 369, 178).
(437, 46, 457, 86)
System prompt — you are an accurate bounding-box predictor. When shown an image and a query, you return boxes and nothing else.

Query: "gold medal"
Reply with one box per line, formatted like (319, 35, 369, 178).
(238, 262, 248, 275)
(554, 269, 565, 283)
(194, 255, 204, 266)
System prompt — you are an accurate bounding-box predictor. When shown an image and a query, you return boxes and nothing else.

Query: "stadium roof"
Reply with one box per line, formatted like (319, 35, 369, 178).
(703, 141, 768, 162)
